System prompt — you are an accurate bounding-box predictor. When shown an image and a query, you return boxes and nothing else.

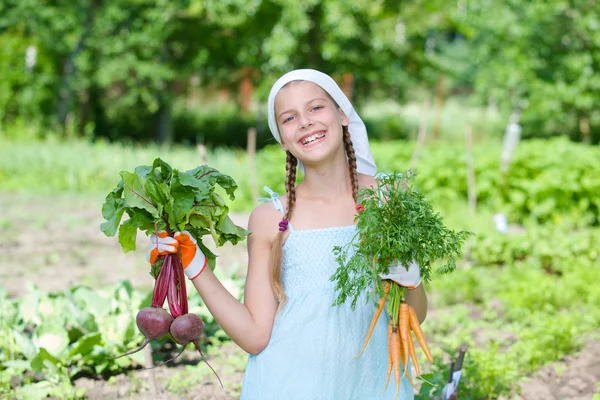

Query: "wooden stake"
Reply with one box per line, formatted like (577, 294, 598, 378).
(465, 124, 477, 212)
(196, 143, 208, 165)
(432, 72, 446, 140)
(579, 116, 591, 144)
(144, 344, 158, 397)
(455, 343, 468, 370)
(409, 98, 430, 170)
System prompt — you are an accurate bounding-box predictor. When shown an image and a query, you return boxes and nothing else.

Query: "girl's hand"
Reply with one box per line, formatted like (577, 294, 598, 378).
(147, 231, 208, 280)
(379, 260, 422, 289)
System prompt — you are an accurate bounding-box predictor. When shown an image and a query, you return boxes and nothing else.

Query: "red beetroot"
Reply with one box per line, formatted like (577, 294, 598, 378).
(168, 314, 222, 387)
(108, 243, 219, 386)
(110, 307, 173, 359)
(170, 313, 204, 345)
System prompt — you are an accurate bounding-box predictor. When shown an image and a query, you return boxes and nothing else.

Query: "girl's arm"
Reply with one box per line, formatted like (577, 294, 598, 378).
(189, 204, 280, 354)
(405, 284, 427, 324)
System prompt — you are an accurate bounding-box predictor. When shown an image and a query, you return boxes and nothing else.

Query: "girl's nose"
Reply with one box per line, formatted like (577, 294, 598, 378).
(298, 113, 314, 129)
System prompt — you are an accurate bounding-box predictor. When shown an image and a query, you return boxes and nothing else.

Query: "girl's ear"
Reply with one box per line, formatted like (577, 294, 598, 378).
(280, 135, 289, 151)
(338, 109, 350, 127)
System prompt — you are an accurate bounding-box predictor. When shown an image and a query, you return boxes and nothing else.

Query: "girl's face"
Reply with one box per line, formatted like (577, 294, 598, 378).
(274, 81, 349, 165)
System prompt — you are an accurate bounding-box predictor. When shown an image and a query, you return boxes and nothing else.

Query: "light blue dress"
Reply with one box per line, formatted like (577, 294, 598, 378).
(240, 188, 413, 400)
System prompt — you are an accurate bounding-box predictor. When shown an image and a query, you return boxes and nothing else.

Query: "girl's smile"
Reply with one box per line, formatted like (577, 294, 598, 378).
(299, 130, 326, 147)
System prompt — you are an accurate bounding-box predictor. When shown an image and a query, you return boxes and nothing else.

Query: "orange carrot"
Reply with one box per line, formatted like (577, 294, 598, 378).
(391, 325, 401, 400)
(383, 320, 393, 392)
(408, 304, 433, 363)
(399, 302, 410, 378)
(398, 328, 407, 384)
(355, 281, 390, 358)
(406, 330, 421, 377)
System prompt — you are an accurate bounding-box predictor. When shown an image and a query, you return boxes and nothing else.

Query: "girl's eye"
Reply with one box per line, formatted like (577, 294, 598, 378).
(311, 106, 323, 112)
(282, 116, 294, 124)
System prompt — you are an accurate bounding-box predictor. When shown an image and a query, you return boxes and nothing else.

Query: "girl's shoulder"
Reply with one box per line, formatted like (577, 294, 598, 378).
(247, 190, 289, 243)
(358, 173, 377, 190)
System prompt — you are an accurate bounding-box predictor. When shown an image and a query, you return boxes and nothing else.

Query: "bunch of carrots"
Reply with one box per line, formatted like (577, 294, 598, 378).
(330, 171, 472, 399)
(355, 281, 432, 399)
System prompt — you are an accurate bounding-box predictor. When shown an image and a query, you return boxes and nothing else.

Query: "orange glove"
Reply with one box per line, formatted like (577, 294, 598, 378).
(147, 230, 207, 280)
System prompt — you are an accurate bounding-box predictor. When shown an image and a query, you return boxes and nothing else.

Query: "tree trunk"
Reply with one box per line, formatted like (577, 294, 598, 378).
(307, 5, 322, 68)
(156, 95, 173, 145)
(156, 44, 173, 145)
(342, 73, 354, 102)
(89, 84, 107, 139)
(432, 72, 446, 140)
(240, 67, 254, 115)
(56, 0, 96, 132)
(579, 116, 590, 144)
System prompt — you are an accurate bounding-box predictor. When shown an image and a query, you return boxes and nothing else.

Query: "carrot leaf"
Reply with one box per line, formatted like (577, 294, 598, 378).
(331, 170, 473, 309)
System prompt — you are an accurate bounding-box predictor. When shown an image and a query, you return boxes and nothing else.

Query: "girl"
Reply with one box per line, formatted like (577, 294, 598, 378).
(149, 69, 427, 399)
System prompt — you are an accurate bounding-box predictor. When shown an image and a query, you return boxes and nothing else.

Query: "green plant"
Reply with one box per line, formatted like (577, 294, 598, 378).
(418, 227, 600, 399)
(3, 136, 600, 223)
(100, 158, 249, 266)
(0, 273, 247, 397)
(331, 171, 473, 309)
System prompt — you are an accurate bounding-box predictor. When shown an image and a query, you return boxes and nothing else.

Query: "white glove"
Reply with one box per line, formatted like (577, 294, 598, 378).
(379, 260, 422, 289)
(147, 230, 207, 280)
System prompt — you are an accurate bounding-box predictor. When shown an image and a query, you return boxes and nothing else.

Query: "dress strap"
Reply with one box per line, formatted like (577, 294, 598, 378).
(257, 186, 294, 232)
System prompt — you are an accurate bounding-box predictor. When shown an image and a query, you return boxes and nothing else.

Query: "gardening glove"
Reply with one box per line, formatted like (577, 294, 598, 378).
(379, 260, 422, 289)
(147, 230, 208, 280)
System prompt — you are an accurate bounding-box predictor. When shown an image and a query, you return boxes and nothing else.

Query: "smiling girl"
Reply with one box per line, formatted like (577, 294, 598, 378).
(148, 69, 426, 399)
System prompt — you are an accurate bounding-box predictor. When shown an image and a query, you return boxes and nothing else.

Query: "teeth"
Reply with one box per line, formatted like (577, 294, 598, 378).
(302, 133, 325, 145)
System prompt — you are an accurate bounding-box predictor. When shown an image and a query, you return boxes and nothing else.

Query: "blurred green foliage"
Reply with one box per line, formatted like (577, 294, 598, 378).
(462, 0, 600, 143)
(2, 135, 599, 227)
(1, 0, 598, 145)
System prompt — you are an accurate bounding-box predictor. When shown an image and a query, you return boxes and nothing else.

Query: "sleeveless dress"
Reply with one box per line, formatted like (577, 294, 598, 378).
(239, 188, 414, 400)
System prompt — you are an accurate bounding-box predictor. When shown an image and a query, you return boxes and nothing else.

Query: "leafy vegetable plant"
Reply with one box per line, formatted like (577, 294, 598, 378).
(100, 158, 249, 264)
(330, 171, 472, 396)
(100, 158, 249, 383)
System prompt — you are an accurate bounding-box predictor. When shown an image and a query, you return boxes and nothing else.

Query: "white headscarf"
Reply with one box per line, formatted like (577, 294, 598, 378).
(267, 69, 377, 176)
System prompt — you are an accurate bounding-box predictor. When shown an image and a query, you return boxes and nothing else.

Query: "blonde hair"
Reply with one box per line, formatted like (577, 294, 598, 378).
(269, 125, 359, 308)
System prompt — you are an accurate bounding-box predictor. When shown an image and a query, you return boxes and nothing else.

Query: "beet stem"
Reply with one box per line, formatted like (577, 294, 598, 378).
(152, 254, 170, 308)
(166, 255, 182, 318)
(174, 254, 189, 315)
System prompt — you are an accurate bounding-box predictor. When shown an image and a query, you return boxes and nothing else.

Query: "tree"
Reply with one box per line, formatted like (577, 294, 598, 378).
(255, 0, 459, 104)
(463, 0, 600, 142)
(0, 0, 87, 131)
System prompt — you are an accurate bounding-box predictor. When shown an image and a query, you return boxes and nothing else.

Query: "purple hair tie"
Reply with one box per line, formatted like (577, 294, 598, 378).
(279, 219, 289, 231)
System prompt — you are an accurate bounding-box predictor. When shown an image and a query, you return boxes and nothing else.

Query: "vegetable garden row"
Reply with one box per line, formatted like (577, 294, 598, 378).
(1, 136, 599, 399)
